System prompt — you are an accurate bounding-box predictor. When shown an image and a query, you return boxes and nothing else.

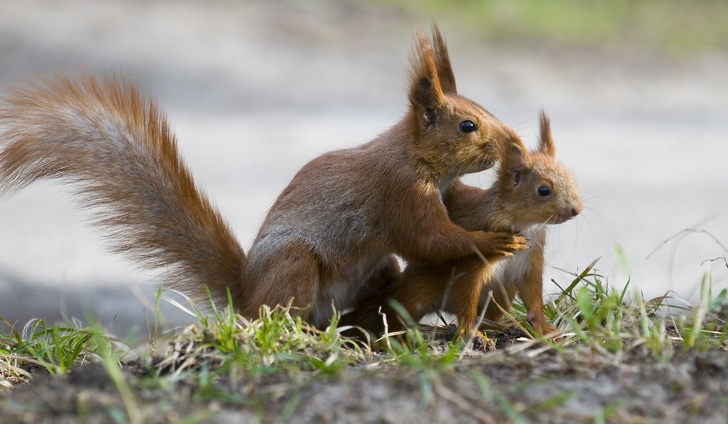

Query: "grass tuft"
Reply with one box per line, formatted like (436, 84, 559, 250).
(0, 315, 124, 380)
(154, 293, 366, 379)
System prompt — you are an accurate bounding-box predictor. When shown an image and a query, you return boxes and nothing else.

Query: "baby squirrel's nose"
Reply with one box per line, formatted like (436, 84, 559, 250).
(571, 203, 584, 217)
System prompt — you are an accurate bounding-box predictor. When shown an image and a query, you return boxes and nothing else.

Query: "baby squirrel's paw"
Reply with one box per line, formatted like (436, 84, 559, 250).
(534, 323, 559, 341)
(527, 312, 559, 340)
(541, 323, 559, 338)
(458, 326, 488, 343)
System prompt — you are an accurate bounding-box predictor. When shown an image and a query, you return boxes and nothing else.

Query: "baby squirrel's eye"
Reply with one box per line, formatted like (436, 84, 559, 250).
(459, 120, 477, 133)
(537, 186, 551, 197)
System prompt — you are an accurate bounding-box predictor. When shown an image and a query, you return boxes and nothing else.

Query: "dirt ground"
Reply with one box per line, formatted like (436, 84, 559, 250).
(3, 330, 728, 423)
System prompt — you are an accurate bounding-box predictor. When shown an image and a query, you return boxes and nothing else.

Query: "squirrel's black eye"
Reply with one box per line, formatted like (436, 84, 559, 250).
(459, 120, 477, 133)
(537, 186, 551, 197)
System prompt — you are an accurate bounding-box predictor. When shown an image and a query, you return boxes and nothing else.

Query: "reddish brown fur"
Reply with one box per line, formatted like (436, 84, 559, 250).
(0, 75, 246, 304)
(0, 26, 527, 328)
(344, 112, 583, 338)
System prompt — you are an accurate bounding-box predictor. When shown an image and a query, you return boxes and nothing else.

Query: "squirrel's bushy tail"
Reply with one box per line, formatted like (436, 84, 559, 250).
(0, 74, 246, 302)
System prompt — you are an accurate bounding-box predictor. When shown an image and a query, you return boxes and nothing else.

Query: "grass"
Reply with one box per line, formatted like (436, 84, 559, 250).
(384, 0, 728, 55)
(2, 261, 728, 421)
(0, 315, 124, 379)
(154, 294, 366, 378)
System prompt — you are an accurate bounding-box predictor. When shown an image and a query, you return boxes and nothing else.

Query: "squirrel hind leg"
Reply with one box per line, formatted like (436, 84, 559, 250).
(338, 256, 402, 338)
(243, 239, 321, 325)
(347, 255, 401, 308)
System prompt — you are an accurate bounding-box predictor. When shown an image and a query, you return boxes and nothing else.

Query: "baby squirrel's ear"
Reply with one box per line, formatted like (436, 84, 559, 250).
(431, 24, 457, 95)
(408, 29, 444, 129)
(538, 110, 556, 158)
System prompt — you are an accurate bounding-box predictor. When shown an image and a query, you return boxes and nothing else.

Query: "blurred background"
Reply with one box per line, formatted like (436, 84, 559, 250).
(1, 0, 726, 338)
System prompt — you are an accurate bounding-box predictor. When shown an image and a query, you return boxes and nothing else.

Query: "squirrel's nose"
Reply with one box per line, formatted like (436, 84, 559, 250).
(572, 203, 583, 217)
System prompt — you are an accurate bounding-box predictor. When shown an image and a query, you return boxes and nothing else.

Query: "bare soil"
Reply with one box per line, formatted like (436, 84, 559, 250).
(3, 330, 728, 423)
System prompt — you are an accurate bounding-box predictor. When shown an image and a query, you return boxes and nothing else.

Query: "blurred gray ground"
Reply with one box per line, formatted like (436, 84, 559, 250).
(1, 0, 727, 337)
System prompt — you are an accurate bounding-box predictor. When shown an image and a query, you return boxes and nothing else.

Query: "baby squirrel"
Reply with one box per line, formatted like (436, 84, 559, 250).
(343, 111, 582, 337)
(0, 26, 527, 328)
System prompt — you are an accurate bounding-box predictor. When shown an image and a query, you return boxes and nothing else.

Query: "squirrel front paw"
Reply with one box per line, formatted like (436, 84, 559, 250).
(481, 232, 528, 257)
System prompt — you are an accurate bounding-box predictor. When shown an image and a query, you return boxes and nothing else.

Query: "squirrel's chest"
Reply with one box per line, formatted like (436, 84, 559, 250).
(490, 227, 541, 285)
(491, 249, 532, 285)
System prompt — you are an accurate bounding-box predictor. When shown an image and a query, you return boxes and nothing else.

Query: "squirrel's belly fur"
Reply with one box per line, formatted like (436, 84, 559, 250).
(487, 226, 543, 296)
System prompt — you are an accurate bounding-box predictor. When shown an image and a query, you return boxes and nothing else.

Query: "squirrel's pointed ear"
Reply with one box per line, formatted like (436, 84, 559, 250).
(408, 29, 444, 128)
(538, 110, 556, 158)
(431, 24, 457, 94)
(500, 138, 532, 188)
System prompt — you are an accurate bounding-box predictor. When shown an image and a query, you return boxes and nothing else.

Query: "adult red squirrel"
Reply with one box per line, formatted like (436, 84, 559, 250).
(0, 26, 527, 328)
(343, 111, 582, 337)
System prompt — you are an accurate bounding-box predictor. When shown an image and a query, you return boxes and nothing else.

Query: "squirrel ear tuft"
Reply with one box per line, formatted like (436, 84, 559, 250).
(408, 29, 444, 126)
(431, 24, 457, 95)
(538, 110, 556, 158)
